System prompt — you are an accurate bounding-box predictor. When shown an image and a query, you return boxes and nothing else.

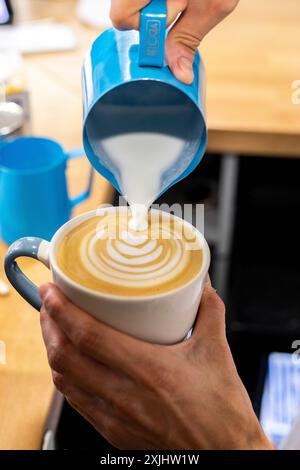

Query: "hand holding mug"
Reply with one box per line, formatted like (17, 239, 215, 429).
(39, 279, 272, 450)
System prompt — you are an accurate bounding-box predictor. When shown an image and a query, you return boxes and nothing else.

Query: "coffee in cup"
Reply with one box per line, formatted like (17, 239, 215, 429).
(5, 207, 210, 344)
(56, 208, 203, 297)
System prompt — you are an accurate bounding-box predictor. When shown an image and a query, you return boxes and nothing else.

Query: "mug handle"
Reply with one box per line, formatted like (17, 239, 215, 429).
(139, 0, 167, 67)
(66, 147, 94, 208)
(4, 237, 50, 311)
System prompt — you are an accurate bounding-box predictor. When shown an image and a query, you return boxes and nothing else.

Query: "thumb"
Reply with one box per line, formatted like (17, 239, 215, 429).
(166, 0, 238, 84)
(191, 283, 226, 342)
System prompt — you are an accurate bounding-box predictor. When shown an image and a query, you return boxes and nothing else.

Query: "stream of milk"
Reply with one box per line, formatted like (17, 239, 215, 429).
(101, 133, 185, 230)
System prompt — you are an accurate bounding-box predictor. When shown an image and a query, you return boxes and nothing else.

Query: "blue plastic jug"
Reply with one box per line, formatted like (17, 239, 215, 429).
(82, 0, 207, 203)
(0, 137, 93, 244)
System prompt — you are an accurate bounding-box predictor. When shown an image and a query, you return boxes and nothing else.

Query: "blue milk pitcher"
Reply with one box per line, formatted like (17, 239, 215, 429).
(82, 0, 207, 202)
(0, 137, 93, 244)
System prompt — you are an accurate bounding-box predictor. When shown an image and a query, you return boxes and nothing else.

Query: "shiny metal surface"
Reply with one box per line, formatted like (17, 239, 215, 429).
(0, 101, 25, 136)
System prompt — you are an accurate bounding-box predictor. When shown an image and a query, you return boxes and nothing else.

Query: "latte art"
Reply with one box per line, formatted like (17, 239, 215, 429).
(57, 209, 203, 296)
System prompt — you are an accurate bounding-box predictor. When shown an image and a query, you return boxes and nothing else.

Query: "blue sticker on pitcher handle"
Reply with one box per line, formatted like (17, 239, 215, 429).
(139, 0, 167, 67)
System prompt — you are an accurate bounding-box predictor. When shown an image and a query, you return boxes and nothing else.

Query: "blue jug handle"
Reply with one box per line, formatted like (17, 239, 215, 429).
(66, 147, 94, 207)
(139, 0, 167, 67)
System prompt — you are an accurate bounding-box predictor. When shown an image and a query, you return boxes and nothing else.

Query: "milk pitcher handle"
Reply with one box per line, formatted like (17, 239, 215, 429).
(66, 147, 94, 208)
(139, 0, 167, 67)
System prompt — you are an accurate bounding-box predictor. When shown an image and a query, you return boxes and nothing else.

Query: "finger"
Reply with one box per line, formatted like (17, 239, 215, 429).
(39, 283, 157, 378)
(52, 374, 123, 446)
(110, 0, 150, 30)
(63, 380, 154, 450)
(40, 308, 135, 405)
(191, 284, 226, 341)
(165, 0, 239, 84)
(40, 305, 68, 351)
(52, 370, 111, 420)
(110, 0, 186, 30)
(205, 273, 212, 287)
(167, 0, 188, 27)
(42, 312, 158, 447)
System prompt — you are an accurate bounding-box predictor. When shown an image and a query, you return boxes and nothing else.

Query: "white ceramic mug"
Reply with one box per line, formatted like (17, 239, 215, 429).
(4, 207, 210, 344)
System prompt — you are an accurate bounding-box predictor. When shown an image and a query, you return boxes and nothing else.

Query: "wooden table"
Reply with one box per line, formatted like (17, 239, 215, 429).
(202, 0, 300, 157)
(0, 0, 300, 450)
(0, 0, 113, 450)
